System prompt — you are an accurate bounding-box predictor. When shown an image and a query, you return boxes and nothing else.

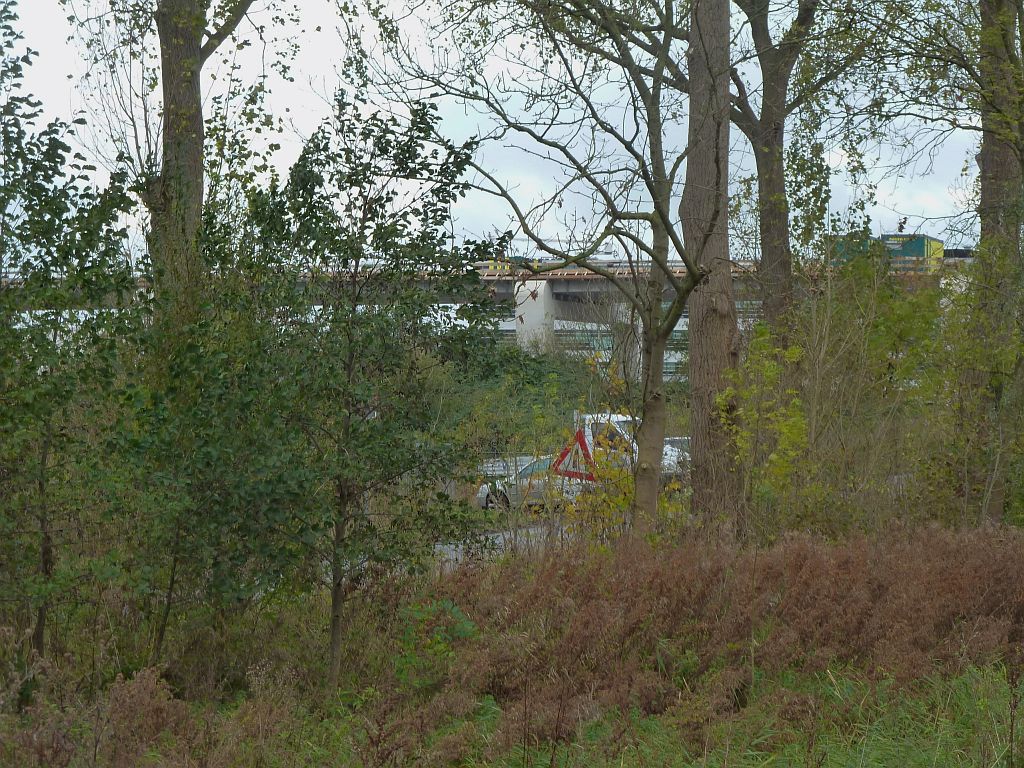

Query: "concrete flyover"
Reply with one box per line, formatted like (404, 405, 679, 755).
(475, 260, 761, 363)
(474, 253, 972, 375)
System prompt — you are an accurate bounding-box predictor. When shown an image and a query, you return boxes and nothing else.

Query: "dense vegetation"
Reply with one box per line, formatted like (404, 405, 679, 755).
(8, 531, 1024, 765)
(5, 0, 1024, 763)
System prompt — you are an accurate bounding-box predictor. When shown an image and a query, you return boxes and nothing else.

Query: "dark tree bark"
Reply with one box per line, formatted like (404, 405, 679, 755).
(151, 548, 178, 663)
(30, 528, 51, 658)
(683, 0, 741, 535)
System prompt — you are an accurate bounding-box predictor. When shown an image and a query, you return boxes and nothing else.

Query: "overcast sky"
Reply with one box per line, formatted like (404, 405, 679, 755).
(15, 0, 979, 252)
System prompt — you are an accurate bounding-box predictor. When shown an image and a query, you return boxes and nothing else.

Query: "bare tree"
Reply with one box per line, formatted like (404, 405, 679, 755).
(371, 0, 730, 523)
(427, 0, 877, 332)
(576, 0, 880, 323)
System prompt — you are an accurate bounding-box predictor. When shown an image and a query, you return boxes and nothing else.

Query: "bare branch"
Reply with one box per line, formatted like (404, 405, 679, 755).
(200, 0, 255, 63)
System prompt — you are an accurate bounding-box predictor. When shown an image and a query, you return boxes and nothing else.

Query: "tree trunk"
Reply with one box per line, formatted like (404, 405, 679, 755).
(978, 0, 1022, 257)
(633, 326, 668, 523)
(629, 208, 672, 524)
(151, 550, 178, 663)
(753, 133, 793, 324)
(149, 0, 208, 331)
(327, 526, 346, 689)
(736, 0, 807, 327)
(683, 0, 741, 535)
(31, 420, 54, 659)
(31, 527, 52, 659)
(975, 0, 1024, 521)
(328, 483, 353, 689)
(151, 521, 181, 663)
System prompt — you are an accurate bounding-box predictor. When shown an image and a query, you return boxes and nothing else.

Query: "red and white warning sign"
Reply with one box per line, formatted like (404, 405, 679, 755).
(553, 429, 596, 482)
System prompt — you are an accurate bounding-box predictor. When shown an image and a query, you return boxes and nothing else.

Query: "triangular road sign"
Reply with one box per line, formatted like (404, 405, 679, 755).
(553, 428, 596, 481)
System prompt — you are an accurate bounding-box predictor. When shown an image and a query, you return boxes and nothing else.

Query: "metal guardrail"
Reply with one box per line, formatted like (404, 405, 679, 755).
(475, 260, 759, 280)
(4, 255, 971, 291)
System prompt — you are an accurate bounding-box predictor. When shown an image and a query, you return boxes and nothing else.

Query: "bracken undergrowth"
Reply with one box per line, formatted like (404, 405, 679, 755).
(5, 525, 1024, 766)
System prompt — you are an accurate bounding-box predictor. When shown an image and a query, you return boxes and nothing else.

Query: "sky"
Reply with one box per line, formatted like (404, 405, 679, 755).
(15, 0, 979, 253)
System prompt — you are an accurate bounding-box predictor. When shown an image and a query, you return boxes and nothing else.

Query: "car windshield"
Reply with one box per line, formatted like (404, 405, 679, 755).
(520, 457, 552, 477)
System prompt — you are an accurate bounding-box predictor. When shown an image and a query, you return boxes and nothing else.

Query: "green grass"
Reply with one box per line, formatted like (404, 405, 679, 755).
(462, 666, 1020, 768)
(4, 664, 1018, 766)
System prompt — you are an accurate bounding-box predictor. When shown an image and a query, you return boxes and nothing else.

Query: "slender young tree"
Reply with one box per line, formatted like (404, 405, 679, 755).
(0, 1, 136, 658)
(249, 95, 502, 687)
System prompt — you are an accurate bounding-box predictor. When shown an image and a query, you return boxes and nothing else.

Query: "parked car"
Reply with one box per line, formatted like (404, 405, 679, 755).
(475, 455, 569, 510)
(476, 455, 539, 482)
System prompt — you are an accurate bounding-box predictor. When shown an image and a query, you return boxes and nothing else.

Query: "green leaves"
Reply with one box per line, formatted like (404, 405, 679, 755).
(0, 0, 143, 660)
(248, 93, 506, 580)
(721, 323, 809, 530)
